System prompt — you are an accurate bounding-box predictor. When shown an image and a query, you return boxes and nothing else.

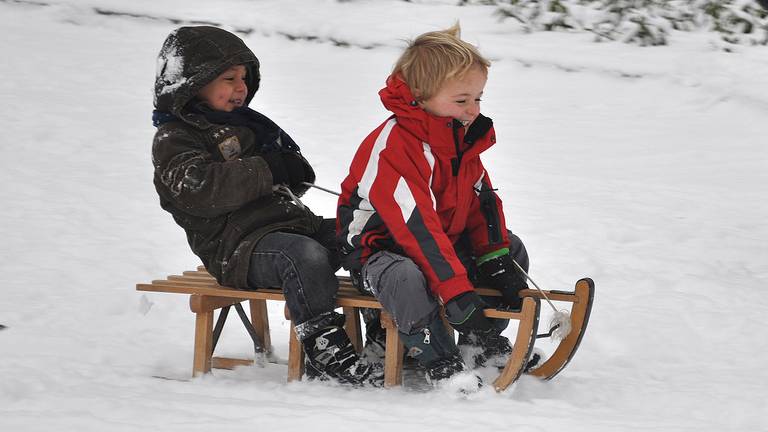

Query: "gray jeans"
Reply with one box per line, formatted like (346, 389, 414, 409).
(361, 233, 529, 335)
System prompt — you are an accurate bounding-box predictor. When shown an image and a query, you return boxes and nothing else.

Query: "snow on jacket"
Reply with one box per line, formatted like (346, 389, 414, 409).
(337, 74, 510, 304)
(152, 26, 321, 288)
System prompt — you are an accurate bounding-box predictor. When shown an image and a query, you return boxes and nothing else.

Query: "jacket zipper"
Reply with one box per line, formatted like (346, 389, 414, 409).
(450, 119, 463, 177)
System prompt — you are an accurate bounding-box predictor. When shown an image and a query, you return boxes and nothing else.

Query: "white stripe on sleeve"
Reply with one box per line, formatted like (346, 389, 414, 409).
(422, 142, 437, 209)
(346, 118, 397, 246)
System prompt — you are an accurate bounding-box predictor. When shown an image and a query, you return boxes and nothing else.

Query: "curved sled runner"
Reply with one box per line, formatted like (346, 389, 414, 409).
(481, 278, 595, 392)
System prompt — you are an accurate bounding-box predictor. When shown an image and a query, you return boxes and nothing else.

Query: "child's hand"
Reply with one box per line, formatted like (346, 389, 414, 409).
(478, 255, 526, 310)
(262, 153, 289, 185)
(262, 152, 306, 187)
(282, 153, 308, 187)
(444, 291, 494, 335)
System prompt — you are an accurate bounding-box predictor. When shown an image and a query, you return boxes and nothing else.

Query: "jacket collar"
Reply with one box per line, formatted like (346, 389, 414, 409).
(378, 74, 496, 159)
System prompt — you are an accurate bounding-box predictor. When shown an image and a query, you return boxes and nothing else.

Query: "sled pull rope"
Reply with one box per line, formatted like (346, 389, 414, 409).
(512, 259, 572, 341)
(273, 184, 306, 210)
(302, 182, 341, 196)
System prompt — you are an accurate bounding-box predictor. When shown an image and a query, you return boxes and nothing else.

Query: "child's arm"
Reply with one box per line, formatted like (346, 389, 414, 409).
(366, 147, 475, 304)
(465, 169, 511, 258)
(464, 170, 526, 309)
(153, 129, 274, 218)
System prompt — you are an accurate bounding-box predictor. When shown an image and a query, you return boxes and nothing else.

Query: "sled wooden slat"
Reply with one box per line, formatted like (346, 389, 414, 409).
(138, 268, 591, 391)
(211, 357, 254, 370)
(189, 295, 245, 313)
(518, 288, 580, 303)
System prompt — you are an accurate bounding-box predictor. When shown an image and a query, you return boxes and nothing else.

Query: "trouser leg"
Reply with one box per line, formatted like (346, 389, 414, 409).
(246, 231, 338, 330)
(246, 229, 382, 386)
(361, 251, 459, 367)
(309, 218, 342, 271)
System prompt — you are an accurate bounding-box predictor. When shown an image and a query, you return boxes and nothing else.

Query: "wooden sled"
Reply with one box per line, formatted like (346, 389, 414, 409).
(137, 268, 593, 392)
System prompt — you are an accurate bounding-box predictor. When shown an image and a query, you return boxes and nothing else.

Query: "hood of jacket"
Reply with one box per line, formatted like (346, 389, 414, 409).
(153, 26, 260, 129)
(378, 74, 496, 160)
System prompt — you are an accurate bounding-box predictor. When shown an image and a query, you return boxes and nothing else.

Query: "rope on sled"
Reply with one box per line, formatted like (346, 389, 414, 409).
(302, 182, 341, 196)
(511, 259, 572, 341)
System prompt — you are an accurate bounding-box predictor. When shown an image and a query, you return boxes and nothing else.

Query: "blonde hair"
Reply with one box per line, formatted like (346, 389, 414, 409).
(393, 23, 491, 101)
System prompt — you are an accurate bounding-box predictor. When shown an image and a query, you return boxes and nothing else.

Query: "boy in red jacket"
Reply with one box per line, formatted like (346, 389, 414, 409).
(337, 24, 529, 388)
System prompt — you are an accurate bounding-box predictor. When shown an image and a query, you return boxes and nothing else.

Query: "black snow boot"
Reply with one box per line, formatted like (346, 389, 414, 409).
(300, 312, 384, 387)
(424, 352, 482, 392)
(359, 311, 386, 365)
(399, 319, 482, 392)
(458, 329, 514, 368)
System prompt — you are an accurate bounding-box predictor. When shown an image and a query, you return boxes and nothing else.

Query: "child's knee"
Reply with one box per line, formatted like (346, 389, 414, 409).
(362, 251, 425, 298)
(362, 251, 438, 334)
(282, 235, 333, 271)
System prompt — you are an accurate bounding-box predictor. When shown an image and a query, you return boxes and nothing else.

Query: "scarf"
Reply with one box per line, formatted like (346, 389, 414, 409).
(152, 102, 301, 154)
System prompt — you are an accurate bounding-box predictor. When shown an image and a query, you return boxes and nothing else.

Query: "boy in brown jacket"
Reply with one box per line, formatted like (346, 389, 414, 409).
(151, 26, 381, 386)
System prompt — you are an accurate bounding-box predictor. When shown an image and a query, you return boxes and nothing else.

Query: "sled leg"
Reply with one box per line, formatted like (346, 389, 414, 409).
(249, 299, 272, 354)
(192, 309, 214, 377)
(524, 278, 595, 380)
(287, 322, 305, 382)
(491, 297, 540, 392)
(343, 306, 363, 353)
(282, 305, 305, 382)
(380, 311, 404, 388)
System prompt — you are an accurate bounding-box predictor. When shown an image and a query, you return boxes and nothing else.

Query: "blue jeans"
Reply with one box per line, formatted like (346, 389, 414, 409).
(246, 219, 339, 327)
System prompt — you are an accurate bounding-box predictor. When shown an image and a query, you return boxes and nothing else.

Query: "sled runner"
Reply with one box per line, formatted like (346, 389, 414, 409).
(137, 268, 594, 392)
(483, 277, 595, 391)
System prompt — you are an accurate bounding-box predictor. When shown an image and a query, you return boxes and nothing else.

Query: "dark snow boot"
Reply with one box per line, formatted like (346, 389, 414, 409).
(399, 320, 482, 392)
(424, 352, 482, 392)
(359, 312, 386, 365)
(458, 329, 514, 368)
(524, 349, 543, 372)
(425, 351, 468, 382)
(301, 312, 384, 387)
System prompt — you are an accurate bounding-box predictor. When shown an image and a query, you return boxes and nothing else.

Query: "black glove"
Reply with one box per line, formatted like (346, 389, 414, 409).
(261, 152, 288, 185)
(262, 152, 306, 187)
(281, 152, 307, 188)
(477, 254, 527, 310)
(444, 291, 495, 336)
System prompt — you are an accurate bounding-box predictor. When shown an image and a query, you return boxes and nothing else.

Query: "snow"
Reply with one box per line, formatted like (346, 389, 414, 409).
(1, 0, 767, 431)
(156, 31, 187, 98)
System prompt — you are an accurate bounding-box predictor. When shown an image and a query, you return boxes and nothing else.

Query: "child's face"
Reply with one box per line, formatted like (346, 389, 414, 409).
(419, 65, 487, 128)
(197, 65, 248, 112)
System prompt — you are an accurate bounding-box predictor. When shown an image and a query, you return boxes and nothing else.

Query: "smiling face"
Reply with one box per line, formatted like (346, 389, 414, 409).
(197, 65, 248, 112)
(419, 65, 487, 128)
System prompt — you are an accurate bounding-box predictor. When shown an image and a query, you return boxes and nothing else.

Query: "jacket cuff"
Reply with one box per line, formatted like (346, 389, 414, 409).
(476, 247, 509, 265)
(434, 275, 475, 304)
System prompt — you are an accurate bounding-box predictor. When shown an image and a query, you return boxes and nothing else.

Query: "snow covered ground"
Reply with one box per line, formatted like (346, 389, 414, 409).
(1, 0, 767, 430)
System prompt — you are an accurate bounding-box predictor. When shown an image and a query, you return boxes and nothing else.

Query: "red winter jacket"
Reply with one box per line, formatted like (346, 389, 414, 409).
(337, 75, 510, 303)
